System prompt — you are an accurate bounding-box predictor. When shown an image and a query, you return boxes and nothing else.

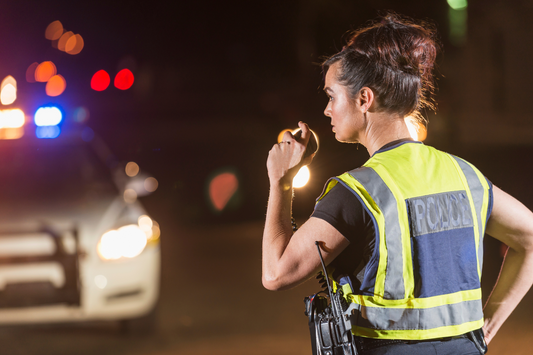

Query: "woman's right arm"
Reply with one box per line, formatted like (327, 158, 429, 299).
(483, 185, 533, 344)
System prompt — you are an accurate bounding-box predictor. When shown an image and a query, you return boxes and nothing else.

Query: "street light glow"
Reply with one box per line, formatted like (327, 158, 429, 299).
(293, 166, 310, 188)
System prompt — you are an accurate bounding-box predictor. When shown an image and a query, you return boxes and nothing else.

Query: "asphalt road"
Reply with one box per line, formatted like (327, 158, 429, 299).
(0, 213, 532, 355)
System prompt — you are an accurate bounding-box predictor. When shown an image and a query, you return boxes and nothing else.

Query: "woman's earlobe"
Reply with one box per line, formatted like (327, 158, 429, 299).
(358, 87, 374, 112)
(360, 87, 375, 113)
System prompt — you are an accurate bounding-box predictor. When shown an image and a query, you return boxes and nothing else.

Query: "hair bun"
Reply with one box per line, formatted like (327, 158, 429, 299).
(322, 12, 440, 123)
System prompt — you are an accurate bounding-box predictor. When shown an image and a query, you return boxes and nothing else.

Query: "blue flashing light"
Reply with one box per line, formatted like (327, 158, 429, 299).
(36, 126, 61, 139)
(34, 106, 62, 126)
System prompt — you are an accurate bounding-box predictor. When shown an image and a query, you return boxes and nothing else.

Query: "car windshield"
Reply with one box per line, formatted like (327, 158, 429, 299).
(0, 142, 118, 202)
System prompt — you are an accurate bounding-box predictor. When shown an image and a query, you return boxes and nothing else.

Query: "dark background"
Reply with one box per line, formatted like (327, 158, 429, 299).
(0, 0, 460, 223)
(0, 1, 532, 354)
(2, 0, 529, 223)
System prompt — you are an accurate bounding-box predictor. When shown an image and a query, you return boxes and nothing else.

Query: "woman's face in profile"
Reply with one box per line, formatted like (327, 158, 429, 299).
(323, 62, 363, 144)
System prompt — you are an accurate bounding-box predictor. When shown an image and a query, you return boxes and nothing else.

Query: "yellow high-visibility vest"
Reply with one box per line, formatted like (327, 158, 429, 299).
(317, 142, 492, 340)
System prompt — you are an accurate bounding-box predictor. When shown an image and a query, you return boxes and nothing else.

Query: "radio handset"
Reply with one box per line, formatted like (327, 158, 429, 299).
(292, 128, 319, 161)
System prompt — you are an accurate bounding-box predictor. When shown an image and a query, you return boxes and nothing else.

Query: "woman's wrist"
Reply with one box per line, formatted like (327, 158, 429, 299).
(269, 176, 293, 191)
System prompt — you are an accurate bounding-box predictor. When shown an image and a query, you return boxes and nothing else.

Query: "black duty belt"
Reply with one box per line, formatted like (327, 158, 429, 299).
(354, 333, 468, 351)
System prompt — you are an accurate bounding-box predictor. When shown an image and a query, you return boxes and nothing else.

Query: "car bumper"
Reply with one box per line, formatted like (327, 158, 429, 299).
(0, 243, 160, 324)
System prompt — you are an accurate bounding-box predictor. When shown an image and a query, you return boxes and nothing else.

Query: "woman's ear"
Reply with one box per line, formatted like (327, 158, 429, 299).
(358, 87, 375, 113)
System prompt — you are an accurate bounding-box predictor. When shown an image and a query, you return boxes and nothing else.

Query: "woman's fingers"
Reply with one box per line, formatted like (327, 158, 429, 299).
(297, 121, 311, 145)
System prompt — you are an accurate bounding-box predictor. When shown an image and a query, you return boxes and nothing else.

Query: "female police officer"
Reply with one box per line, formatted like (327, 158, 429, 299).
(262, 13, 533, 354)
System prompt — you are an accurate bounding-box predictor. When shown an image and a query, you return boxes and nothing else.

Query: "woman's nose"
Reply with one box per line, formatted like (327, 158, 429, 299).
(324, 104, 331, 117)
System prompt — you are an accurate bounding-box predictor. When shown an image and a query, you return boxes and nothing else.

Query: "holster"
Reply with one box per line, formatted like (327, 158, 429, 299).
(304, 292, 357, 355)
(467, 328, 488, 354)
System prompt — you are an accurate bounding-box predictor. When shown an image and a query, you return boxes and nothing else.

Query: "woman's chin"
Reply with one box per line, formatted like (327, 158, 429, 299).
(336, 134, 359, 144)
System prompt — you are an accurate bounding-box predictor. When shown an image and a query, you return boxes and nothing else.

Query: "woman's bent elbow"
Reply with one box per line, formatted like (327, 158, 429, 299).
(262, 274, 283, 291)
(262, 272, 294, 291)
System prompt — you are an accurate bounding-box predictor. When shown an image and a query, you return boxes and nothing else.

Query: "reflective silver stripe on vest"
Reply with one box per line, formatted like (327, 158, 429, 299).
(349, 167, 405, 300)
(356, 299, 483, 330)
(451, 156, 486, 271)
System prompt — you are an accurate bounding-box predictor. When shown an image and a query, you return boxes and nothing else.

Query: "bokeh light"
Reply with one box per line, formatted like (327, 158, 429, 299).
(65, 34, 84, 55)
(138, 215, 153, 232)
(91, 70, 110, 91)
(137, 215, 161, 242)
(405, 117, 427, 141)
(36, 126, 61, 139)
(35, 61, 57, 82)
(144, 177, 158, 192)
(124, 188, 138, 204)
(45, 74, 66, 97)
(277, 129, 292, 143)
(0, 109, 25, 128)
(118, 225, 148, 258)
(0, 127, 24, 140)
(150, 221, 161, 241)
(293, 166, 310, 188)
(73, 106, 90, 123)
(26, 62, 39, 83)
(1, 76, 17, 105)
(114, 69, 134, 90)
(45, 20, 64, 40)
(125, 162, 140, 177)
(0, 109, 25, 140)
(57, 31, 74, 52)
(94, 275, 107, 289)
(448, 4, 468, 46)
(97, 230, 122, 260)
(35, 106, 62, 126)
(97, 225, 148, 260)
(209, 172, 239, 212)
(447, 0, 468, 10)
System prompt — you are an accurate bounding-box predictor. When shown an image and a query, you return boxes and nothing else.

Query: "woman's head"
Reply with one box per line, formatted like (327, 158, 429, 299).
(322, 13, 439, 124)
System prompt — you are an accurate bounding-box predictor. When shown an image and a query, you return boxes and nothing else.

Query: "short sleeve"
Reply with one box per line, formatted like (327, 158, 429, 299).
(311, 182, 376, 286)
(312, 183, 367, 242)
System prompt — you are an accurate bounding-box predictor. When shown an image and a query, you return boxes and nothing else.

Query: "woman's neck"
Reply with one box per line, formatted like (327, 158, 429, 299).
(359, 113, 413, 156)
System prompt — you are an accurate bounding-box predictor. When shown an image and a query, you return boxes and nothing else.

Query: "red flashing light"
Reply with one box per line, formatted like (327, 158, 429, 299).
(209, 172, 238, 211)
(114, 69, 134, 90)
(91, 70, 110, 91)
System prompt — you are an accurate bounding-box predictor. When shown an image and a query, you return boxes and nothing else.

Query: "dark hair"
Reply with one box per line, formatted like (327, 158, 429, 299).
(322, 13, 439, 124)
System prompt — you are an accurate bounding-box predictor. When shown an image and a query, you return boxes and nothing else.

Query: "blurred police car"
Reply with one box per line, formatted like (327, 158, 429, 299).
(0, 107, 160, 325)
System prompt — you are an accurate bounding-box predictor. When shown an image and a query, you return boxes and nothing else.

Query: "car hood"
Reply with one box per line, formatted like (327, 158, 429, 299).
(0, 195, 121, 234)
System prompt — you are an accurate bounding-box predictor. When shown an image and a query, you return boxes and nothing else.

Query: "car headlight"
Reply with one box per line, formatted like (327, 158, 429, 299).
(97, 215, 160, 261)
